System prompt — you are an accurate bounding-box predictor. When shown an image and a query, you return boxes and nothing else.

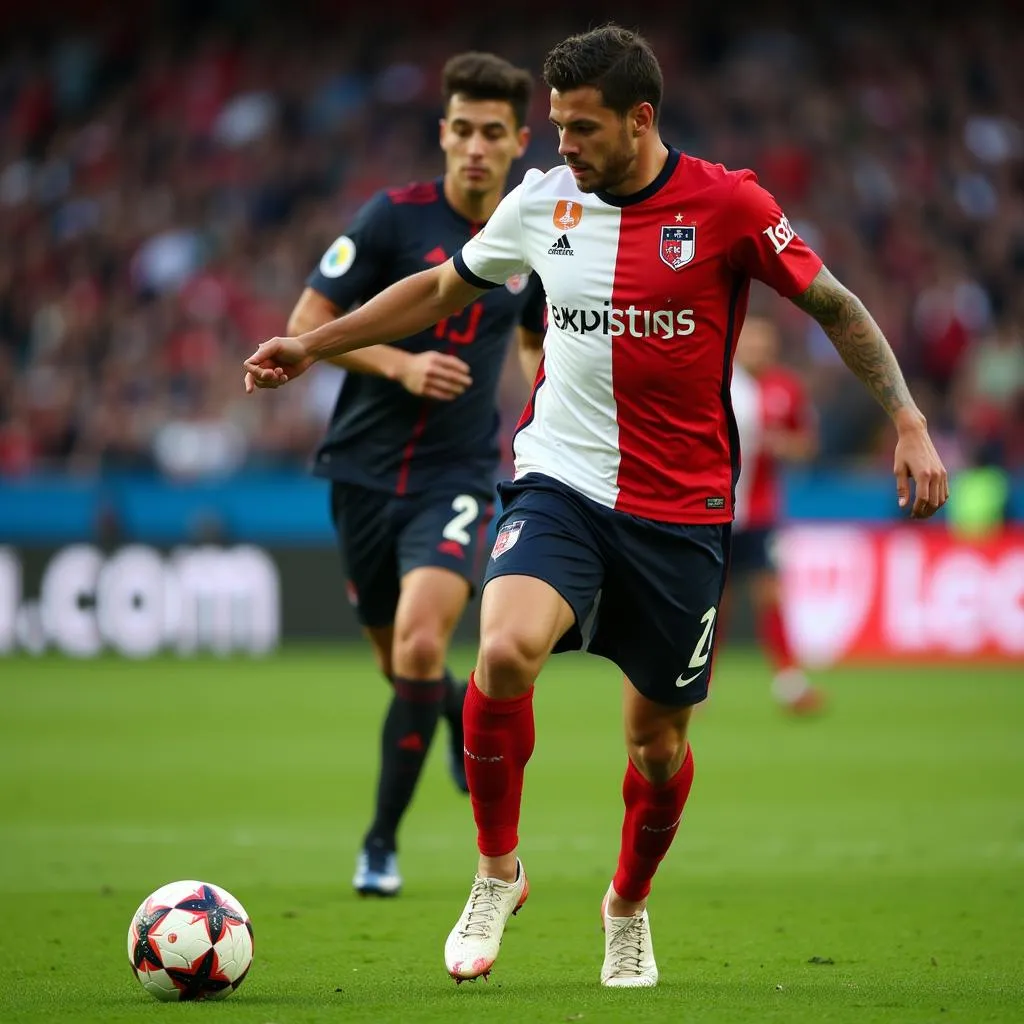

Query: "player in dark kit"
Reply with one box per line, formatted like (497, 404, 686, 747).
(286, 52, 543, 897)
(245, 27, 948, 986)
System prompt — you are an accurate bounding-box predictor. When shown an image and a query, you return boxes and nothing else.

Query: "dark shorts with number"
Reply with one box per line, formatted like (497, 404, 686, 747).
(728, 526, 776, 574)
(330, 482, 494, 628)
(485, 474, 731, 707)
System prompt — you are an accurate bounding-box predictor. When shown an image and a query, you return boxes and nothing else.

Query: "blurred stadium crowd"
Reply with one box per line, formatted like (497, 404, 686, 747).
(0, 0, 1021, 480)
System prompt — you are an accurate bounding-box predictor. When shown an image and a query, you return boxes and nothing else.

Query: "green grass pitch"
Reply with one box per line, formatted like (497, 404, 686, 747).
(1, 646, 1021, 1022)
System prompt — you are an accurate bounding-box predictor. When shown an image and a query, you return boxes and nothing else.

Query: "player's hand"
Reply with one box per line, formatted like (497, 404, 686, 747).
(243, 337, 315, 393)
(398, 351, 472, 400)
(894, 420, 949, 519)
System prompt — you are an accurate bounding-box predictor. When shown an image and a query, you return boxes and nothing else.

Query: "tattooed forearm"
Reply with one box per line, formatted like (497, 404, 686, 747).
(790, 266, 915, 419)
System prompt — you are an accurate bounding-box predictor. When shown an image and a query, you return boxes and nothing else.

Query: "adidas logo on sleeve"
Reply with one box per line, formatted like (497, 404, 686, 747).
(547, 234, 574, 256)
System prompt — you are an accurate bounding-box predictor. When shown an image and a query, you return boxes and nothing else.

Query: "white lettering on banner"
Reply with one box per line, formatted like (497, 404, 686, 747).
(777, 527, 876, 666)
(96, 545, 168, 658)
(782, 527, 1024, 663)
(884, 534, 1024, 656)
(40, 545, 105, 658)
(168, 546, 280, 656)
(994, 554, 1024, 654)
(0, 545, 280, 658)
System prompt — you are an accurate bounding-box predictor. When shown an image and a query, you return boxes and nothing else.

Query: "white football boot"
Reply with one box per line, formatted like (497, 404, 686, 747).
(600, 884, 659, 988)
(444, 860, 528, 981)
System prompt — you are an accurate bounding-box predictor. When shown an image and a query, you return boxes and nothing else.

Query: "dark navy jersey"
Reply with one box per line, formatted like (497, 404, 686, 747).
(307, 178, 546, 495)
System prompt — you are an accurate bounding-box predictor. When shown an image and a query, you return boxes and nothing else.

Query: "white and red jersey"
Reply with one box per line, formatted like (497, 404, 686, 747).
(730, 363, 763, 529)
(453, 148, 822, 524)
(739, 366, 816, 528)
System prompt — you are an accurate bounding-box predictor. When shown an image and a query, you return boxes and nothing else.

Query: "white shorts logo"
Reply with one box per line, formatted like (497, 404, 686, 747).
(491, 520, 525, 559)
(319, 235, 357, 278)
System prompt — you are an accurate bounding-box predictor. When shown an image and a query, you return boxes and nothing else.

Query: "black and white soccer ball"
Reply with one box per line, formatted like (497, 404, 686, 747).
(127, 880, 254, 1001)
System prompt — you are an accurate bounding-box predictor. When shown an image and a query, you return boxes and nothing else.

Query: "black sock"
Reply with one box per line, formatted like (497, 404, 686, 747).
(442, 670, 466, 727)
(364, 677, 445, 851)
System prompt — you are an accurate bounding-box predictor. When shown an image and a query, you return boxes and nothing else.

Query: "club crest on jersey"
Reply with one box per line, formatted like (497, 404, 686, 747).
(491, 519, 525, 559)
(505, 272, 530, 295)
(552, 200, 583, 231)
(659, 225, 696, 271)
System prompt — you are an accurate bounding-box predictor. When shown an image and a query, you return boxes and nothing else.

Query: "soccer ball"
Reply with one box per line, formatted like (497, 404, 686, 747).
(127, 879, 254, 1001)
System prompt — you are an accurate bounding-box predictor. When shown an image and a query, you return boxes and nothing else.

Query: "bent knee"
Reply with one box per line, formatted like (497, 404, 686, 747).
(628, 732, 689, 783)
(393, 627, 446, 678)
(477, 630, 546, 694)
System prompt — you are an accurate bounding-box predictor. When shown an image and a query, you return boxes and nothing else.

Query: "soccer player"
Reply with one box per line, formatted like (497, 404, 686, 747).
(243, 25, 948, 987)
(286, 52, 544, 898)
(730, 315, 824, 713)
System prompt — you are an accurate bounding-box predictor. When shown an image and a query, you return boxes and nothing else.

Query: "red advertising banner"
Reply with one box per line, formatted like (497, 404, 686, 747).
(778, 525, 1024, 664)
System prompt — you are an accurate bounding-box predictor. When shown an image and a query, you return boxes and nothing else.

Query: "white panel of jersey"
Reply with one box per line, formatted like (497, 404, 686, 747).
(459, 167, 627, 508)
(730, 364, 762, 529)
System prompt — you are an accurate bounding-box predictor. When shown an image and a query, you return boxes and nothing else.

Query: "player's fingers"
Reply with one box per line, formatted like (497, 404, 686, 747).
(911, 470, 936, 519)
(422, 382, 451, 400)
(433, 377, 470, 396)
(895, 463, 911, 510)
(244, 371, 255, 394)
(431, 353, 471, 373)
(425, 370, 468, 393)
(242, 344, 271, 373)
(928, 469, 944, 512)
(255, 367, 286, 388)
(429, 374, 467, 397)
(437, 361, 473, 383)
(428, 354, 472, 377)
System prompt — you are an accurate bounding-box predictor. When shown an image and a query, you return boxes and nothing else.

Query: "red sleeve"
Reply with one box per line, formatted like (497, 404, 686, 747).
(725, 174, 822, 298)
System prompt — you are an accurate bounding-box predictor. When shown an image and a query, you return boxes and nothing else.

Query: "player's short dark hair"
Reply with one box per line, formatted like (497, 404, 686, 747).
(543, 25, 662, 120)
(442, 52, 534, 128)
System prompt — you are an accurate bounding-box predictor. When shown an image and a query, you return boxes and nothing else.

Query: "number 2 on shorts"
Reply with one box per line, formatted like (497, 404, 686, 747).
(688, 606, 717, 669)
(443, 495, 480, 546)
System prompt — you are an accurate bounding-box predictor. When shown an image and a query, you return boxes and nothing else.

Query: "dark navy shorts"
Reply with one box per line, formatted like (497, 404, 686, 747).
(331, 482, 494, 628)
(484, 474, 731, 707)
(728, 526, 777, 574)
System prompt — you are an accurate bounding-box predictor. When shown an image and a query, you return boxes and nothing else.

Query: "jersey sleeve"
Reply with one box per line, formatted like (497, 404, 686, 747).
(725, 175, 822, 298)
(518, 273, 547, 334)
(453, 184, 530, 289)
(305, 191, 394, 308)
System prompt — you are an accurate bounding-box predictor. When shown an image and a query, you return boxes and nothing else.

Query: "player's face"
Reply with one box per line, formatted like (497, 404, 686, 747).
(440, 96, 530, 200)
(736, 316, 780, 375)
(549, 87, 638, 194)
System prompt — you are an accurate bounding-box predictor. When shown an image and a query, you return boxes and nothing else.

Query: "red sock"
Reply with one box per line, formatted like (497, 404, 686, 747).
(613, 747, 695, 902)
(758, 603, 796, 671)
(463, 673, 535, 857)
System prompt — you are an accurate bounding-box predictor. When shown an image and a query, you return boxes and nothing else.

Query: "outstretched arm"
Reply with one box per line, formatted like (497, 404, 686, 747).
(244, 261, 484, 391)
(287, 287, 412, 379)
(286, 287, 472, 400)
(789, 266, 949, 518)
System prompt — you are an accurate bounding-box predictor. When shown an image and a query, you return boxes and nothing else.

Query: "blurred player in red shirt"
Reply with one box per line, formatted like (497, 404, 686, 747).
(731, 315, 822, 712)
